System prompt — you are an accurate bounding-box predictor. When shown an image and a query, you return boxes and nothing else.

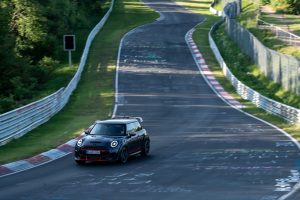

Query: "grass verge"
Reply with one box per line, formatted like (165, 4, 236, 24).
(213, 24, 300, 109)
(209, 0, 300, 112)
(0, 2, 112, 113)
(238, 0, 300, 59)
(32, 1, 113, 101)
(0, 0, 159, 164)
(174, 0, 300, 141)
(261, 13, 300, 36)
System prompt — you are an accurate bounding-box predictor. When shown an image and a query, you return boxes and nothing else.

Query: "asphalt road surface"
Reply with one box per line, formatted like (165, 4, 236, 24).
(1, 0, 300, 200)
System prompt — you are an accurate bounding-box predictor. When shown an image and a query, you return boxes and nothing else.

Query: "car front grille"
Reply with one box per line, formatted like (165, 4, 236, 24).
(81, 146, 107, 151)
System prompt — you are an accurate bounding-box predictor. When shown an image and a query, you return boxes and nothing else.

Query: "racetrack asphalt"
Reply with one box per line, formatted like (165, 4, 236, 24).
(0, 0, 300, 200)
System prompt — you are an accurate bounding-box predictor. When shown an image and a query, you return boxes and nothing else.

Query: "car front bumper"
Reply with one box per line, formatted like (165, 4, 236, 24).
(74, 147, 120, 162)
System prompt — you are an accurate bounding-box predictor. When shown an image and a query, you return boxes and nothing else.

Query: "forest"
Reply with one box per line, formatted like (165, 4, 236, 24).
(0, 0, 105, 113)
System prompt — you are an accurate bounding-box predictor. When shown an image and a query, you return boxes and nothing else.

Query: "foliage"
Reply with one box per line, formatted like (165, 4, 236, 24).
(268, 0, 300, 14)
(0, 0, 159, 164)
(213, 24, 300, 108)
(287, 0, 300, 14)
(238, 0, 300, 59)
(260, 0, 270, 5)
(176, 0, 300, 143)
(0, 0, 105, 113)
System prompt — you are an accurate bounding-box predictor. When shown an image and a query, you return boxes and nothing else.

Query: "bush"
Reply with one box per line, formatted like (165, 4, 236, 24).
(0, 96, 16, 113)
(29, 57, 60, 84)
(288, 0, 300, 14)
(270, 0, 300, 14)
(10, 76, 37, 101)
(38, 56, 59, 72)
(0, 0, 105, 113)
(270, 0, 288, 7)
(261, 0, 270, 5)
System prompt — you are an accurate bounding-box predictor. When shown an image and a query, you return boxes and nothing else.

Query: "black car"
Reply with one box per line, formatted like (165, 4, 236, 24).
(74, 117, 150, 164)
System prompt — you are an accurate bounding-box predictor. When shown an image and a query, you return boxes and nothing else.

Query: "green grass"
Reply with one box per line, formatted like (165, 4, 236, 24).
(174, 0, 300, 140)
(0, 0, 159, 164)
(261, 14, 300, 36)
(217, 0, 300, 106)
(31, 6, 112, 101)
(0, 2, 112, 113)
(213, 24, 300, 109)
(237, 0, 300, 59)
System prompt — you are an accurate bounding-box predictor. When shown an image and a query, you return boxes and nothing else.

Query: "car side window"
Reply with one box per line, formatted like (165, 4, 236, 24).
(127, 123, 136, 134)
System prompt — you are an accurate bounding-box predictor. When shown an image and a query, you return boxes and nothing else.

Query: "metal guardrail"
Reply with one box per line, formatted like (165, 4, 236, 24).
(0, 0, 115, 145)
(214, 1, 300, 95)
(208, 17, 300, 123)
(258, 19, 300, 46)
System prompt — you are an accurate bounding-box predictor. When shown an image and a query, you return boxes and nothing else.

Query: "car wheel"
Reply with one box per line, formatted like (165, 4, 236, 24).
(142, 140, 150, 156)
(119, 147, 129, 164)
(75, 160, 85, 165)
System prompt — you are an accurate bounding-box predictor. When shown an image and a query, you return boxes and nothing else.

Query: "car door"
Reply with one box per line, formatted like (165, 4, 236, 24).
(126, 122, 139, 154)
(134, 121, 144, 150)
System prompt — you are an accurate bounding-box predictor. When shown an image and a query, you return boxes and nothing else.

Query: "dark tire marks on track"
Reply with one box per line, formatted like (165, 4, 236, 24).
(0, 1, 300, 200)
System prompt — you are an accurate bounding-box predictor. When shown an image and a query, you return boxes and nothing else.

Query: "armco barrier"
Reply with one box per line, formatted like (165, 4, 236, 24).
(220, 1, 300, 94)
(225, 18, 300, 94)
(0, 0, 115, 145)
(208, 19, 300, 123)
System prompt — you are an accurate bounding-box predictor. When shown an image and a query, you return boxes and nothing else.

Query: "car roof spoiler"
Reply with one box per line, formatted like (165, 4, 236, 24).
(112, 116, 143, 123)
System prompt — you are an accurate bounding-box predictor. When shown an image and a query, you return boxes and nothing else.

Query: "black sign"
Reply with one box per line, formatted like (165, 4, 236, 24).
(64, 35, 76, 51)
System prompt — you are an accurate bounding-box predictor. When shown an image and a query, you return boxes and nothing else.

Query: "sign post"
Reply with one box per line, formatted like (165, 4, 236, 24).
(64, 35, 76, 67)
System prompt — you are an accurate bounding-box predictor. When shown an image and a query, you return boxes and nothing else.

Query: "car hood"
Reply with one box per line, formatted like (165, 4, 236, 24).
(82, 135, 124, 146)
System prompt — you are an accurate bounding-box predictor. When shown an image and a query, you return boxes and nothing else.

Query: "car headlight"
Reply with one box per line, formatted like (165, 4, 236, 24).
(77, 139, 83, 147)
(110, 140, 118, 148)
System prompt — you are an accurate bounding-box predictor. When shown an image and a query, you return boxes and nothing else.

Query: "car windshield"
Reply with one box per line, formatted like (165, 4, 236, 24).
(90, 123, 126, 136)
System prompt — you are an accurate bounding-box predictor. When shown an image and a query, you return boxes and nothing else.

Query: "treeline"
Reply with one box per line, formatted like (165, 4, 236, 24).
(0, 0, 105, 113)
(261, 0, 300, 14)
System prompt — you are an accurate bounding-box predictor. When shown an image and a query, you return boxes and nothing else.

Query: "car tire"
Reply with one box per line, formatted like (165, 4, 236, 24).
(119, 147, 129, 164)
(75, 160, 85, 165)
(141, 140, 150, 156)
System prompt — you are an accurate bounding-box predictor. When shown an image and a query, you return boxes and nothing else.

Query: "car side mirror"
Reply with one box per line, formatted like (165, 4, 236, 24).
(84, 129, 91, 135)
(127, 133, 136, 138)
(84, 123, 95, 135)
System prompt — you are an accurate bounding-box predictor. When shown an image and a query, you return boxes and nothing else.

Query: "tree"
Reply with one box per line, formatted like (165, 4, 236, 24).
(287, 0, 300, 14)
(0, 0, 104, 113)
(11, 0, 47, 63)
